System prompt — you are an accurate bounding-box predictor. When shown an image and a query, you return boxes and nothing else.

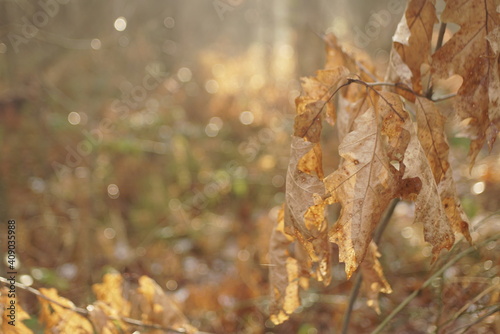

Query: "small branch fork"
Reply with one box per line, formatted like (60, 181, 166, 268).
(0, 277, 213, 334)
(305, 77, 456, 137)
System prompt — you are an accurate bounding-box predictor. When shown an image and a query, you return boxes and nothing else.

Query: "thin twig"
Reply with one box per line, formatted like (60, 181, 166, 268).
(437, 284, 500, 331)
(435, 23, 447, 53)
(456, 305, 500, 334)
(424, 22, 447, 97)
(340, 272, 363, 334)
(370, 233, 500, 334)
(340, 198, 400, 334)
(0, 278, 213, 334)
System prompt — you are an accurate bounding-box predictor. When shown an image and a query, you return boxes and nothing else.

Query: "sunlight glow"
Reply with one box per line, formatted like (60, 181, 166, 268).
(205, 79, 219, 94)
(114, 17, 127, 31)
(239, 111, 254, 125)
(164, 17, 175, 28)
(90, 38, 102, 50)
(471, 181, 485, 195)
(68, 112, 81, 125)
(177, 67, 192, 82)
(107, 184, 120, 199)
(19, 275, 33, 287)
(104, 228, 116, 239)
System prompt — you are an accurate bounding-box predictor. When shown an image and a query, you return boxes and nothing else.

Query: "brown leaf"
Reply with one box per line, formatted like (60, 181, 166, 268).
(323, 33, 378, 82)
(392, 0, 438, 94)
(325, 92, 410, 278)
(402, 120, 455, 261)
(432, 0, 500, 167)
(294, 67, 349, 142)
(486, 27, 500, 148)
(415, 97, 450, 183)
(269, 206, 302, 325)
(284, 136, 331, 282)
(360, 242, 392, 314)
(336, 88, 371, 144)
(415, 97, 472, 242)
(297, 142, 324, 179)
(438, 168, 472, 244)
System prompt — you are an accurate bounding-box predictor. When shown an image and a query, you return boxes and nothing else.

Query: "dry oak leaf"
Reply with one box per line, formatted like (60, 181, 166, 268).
(415, 97, 471, 242)
(38, 288, 93, 334)
(269, 206, 310, 325)
(415, 96, 450, 183)
(402, 117, 455, 261)
(285, 136, 331, 283)
(392, 0, 437, 95)
(0, 287, 32, 334)
(438, 167, 472, 243)
(432, 0, 500, 167)
(323, 33, 378, 82)
(325, 92, 410, 278)
(294, 66, 349, 142)
(336, 84, 371, 143)
(360, 241, 393, 314)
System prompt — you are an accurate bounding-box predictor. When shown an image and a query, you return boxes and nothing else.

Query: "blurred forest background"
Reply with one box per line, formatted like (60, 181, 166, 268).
(0, 0, 499, 333)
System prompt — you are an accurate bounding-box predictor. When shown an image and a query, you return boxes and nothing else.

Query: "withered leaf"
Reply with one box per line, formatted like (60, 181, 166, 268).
(0, 287, 32, 334)
(92, 273, 131, 318)
(415, 97, 450, 183)
(360, 242, 392, 314)
(325, 92, 409, 278)
(438, 168, 472, 244)
(323, 33, 378, 82)
(392, 0, 437, 94)
(38, 288, 94, 333)
(285, 136, 331, 283)
(294, 67, 349, 142)
(432, 0, 500, 167)
(415, 97, 472, 242)
(269, 206, 302, 325)
(402, 120, 455, 261)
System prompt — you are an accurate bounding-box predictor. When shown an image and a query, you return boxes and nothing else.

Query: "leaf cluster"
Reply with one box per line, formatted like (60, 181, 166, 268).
(269, 0, 500, 324)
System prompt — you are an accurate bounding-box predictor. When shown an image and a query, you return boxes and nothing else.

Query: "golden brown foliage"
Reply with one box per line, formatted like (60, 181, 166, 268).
(269, 0, 499, 324)
(0, 274, 198, 334)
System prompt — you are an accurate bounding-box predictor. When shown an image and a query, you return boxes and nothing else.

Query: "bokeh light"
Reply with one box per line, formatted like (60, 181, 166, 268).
(114, 17, 127, 31)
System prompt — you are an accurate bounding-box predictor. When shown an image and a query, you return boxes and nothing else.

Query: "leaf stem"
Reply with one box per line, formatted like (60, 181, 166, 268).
(340, 198, 399, 334)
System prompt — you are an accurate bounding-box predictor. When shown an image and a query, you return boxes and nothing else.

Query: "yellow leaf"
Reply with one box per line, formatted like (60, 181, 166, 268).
(92, 273, 131, 318)
(38, 288, 93, 334)
(0, 287, 33, 334)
